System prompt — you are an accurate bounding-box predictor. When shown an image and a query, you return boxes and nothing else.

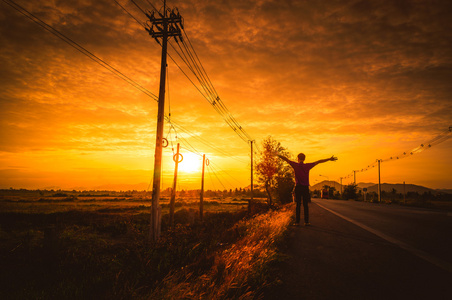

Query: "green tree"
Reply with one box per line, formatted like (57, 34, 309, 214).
(275, 165, 295, 204)
(322, 185, 337, 199)
(343, 183, 358, 200)
(391, 188, 398, 202)
(329, 186, 337, 199)
(255, 136, 294, 205)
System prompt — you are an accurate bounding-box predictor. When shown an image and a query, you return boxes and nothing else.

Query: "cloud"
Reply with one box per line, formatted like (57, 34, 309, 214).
(0, 0, 451, 189)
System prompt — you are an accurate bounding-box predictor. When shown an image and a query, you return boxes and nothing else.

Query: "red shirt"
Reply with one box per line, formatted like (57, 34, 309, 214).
(288, 160, 316, 186)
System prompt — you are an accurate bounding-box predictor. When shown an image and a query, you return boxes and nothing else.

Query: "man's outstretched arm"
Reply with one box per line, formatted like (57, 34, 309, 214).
(277, 154, 290, 163)
(313, 156, 338, 165)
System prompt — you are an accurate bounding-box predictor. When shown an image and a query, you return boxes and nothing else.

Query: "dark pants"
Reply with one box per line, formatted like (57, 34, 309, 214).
(294, 185, 310, 223)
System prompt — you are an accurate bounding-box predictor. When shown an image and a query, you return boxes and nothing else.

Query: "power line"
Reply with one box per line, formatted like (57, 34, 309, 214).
(209, 160, 244, 187)
(379, 127, 451, 163)
(342, 127, 452, 180)
(182, 29, 220, 100)
(3, 0, 158, 102)
(208, 163, 237, 189)
(165, 117, 249, 163)
(130, 0, 147, 15)
(113, 1, 257, 154)
(6, 0, 254, 191)
(144, 0, 159, 12)
(113, 0, 145, 27)
(207, 164, 227, 190)
(206, 166, 217, 190)
(167, 45, 253, 145)
(138, 4, 255, 145)
(162, 125, 247, 190)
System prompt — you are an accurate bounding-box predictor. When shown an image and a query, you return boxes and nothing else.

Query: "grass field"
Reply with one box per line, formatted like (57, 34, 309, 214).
(0, 190, 290, 299)
(0, 196, 250, 214)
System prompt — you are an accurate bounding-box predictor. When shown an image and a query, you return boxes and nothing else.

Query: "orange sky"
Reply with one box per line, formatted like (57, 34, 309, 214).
(1, 0, 451, 191)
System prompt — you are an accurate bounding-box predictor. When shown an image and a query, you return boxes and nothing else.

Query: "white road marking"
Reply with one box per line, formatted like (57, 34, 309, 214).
(315, 202, 452, 274)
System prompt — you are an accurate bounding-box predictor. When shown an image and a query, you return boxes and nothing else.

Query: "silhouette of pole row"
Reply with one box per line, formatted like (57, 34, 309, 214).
(341, 127, 452, 184)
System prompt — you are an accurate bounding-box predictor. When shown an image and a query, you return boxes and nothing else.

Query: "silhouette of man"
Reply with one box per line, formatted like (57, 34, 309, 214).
(277, 153, 337, 226)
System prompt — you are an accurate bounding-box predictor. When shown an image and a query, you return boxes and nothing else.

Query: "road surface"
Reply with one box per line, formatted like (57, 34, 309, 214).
(264, 199, 452, 300)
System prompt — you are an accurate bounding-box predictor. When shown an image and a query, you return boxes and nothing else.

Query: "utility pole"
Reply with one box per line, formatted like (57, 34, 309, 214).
(170, 143, 182, 227)
(200, 154, 207, 222)
(377, 159, 382, 203)
(403, 181, 406, 204)
(250, 140, 254, 201)
(353, 170, 357, 185)
(146, 1, 183, 241)
(340, 177, 343, 195)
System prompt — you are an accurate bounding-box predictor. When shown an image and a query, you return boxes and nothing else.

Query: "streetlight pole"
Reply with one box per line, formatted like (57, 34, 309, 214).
(319, 174, 329, 182)
(319, 174, 330, 189)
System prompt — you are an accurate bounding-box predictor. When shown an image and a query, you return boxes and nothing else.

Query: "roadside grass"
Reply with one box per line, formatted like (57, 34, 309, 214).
(149, 205, 293, 299)
(0, 200, 293, 299)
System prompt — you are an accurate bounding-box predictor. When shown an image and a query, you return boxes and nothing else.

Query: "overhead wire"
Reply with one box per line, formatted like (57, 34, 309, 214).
(162, 119, 246, 190)
(130, 0, 148, 15)
(207, 164, 227, 190)
(182, 29, 220, 99)
(165, 118, 249, 163)
(207, 162, 236, 189)
(114, 0, 256, 152)
(209, 160, 244, 187)
(176, 38, 216, 102)
(341, 127, 452, 181)
(144, 0, 159, 12)
(2, 0, 159, 102)
(113, 0, 145, 27)
(177, 136, 203, 157)
(6, 0, 253, 191)
(163, 129, 248, 190)
(162, 18, 255, 143)
(379, 127, 452, 163)
(111, 1, 252, 169)
(166, 49, 216, 105)
(166, 59, 171, 120)
(206, 166, 217, 191)
(161, 141, 237, 192)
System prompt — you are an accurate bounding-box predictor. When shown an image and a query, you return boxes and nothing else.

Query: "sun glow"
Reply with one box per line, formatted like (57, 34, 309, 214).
(178, 152, 202, 173)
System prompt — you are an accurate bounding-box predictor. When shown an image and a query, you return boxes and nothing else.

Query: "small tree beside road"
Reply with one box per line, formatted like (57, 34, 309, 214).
(343, 183, 358, 200)
(255, 136, 294, 205)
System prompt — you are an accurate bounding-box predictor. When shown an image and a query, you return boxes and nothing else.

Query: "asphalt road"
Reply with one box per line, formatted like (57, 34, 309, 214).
(264, 199, 452, 300)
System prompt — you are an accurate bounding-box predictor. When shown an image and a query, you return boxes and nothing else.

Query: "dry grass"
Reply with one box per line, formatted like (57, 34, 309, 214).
(150, 206, 293, 299)
(0, 192, 293, 299)
(0, 196, 249, 214)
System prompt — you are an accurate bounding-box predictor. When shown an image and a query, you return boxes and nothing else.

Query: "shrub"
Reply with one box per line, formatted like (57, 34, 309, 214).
(343, 183, 358, 200)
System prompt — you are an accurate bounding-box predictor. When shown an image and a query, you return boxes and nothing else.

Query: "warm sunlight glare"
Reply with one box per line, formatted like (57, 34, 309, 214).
(178, 152, 202, 173)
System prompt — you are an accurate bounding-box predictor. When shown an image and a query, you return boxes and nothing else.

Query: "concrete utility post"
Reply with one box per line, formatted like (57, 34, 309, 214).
(377, 159, 382, 203)
(250, 140, 254, 202)
(403, 181, 406, 204)
(145, 1, 183, 241)
(200, 154, 207, 222)
(170, 143, 182, 227)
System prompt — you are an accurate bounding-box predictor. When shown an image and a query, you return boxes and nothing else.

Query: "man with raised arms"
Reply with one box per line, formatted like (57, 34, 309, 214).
(277, 153, 338, 226)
